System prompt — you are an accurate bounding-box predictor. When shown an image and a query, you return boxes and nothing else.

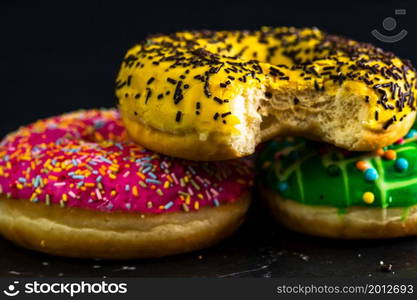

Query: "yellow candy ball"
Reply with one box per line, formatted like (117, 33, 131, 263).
(362, 192, 375, 204)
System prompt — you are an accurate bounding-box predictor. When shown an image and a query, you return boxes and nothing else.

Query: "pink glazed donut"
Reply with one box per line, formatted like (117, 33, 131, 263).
(0, 109, 252, 259)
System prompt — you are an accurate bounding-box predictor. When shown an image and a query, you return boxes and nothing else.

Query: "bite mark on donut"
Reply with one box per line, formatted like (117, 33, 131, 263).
(116, 27, 417, 159)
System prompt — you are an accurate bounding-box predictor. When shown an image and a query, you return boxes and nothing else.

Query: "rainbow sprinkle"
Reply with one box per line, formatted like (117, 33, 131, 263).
(0, 109, 253, 214)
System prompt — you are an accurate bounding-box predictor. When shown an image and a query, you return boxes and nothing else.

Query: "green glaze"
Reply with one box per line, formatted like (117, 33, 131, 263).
(258, 127, 417, 209)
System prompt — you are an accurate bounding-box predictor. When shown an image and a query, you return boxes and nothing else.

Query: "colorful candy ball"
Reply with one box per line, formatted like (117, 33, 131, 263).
(375, 148, 385, 157)
(405, 129, 417, 139)
(395, 158, 409, 172)
(277, 181, 289, 192)
(384, 149, 397, 160)
(362, 192, 375, 204)
(364, 168, 378, 181)
(356, 160, 370, 171)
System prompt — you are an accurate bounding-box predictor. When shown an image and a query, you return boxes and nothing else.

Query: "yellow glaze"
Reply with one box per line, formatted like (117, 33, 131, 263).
(116, 27, 416, 138)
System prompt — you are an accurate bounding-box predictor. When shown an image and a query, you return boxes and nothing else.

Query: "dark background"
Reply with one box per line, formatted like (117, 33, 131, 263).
(1, 0, 417, 278)
(1, 0, 416, 137)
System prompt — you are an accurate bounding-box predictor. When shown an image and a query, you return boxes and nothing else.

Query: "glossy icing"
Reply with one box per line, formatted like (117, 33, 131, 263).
(0, 109, 253, 213)
(116, 27, 416, 139)
(258, 127, 417, 209)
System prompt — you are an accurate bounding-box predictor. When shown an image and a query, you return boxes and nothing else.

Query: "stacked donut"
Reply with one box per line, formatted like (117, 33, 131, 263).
(0, 110, 252, 258)
(257, 128, 417, 238)
(0, 27, 416, 259)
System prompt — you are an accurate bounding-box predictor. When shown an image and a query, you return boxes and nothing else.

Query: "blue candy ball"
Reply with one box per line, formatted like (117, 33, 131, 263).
(277, 181, 289, 192)
(395, 158, 409, 172)
(364, 168, 378, 181)
(405, 129, 417, 139)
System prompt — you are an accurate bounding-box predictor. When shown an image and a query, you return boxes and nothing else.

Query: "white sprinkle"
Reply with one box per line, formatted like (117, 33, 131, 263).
(171, 173, 179, 184)
(210, 188, 219, 197)
(96, 189, 102, 200)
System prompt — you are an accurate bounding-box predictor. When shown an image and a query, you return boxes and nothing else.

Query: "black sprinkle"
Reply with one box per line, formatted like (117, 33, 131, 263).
(174, 80, 184, 104)
(127, 75, 132, 86)
(135, 93, 141, 99)
(116, 81, 126, 89)
(265, 92, 272, 99)
(269, 67, 285, 77)
(375, 111, 379, 120)
(147, 77, 155, 85)
(293, 97, 300, 105)
(204, 77, 212, 98)
(167, 78, 177, 84)
(157, 93, 164, 99)
(175, 111, 182, 122)
(194, 75, 204, 81)
(213, 113, 219, 120)
(383, 118, 394, 130)
(145, 88, 152, 104)
(314, 80, 320, 91)
(221, 112, 231, 118)
(213, 97, 223, 104)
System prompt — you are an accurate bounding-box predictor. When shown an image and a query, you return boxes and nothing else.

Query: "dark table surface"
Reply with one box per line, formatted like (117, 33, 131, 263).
(2, 0, 417, 279)
(1, 199, 417, 278)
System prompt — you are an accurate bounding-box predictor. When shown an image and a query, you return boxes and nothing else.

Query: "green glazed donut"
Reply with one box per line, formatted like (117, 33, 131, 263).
(258, 126, 417, 239)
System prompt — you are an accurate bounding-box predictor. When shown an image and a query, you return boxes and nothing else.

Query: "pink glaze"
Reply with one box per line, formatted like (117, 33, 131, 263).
(0, 109, 253, 213)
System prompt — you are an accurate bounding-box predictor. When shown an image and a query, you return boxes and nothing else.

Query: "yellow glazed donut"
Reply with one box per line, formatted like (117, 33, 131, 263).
(116, 27, 417, 161)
